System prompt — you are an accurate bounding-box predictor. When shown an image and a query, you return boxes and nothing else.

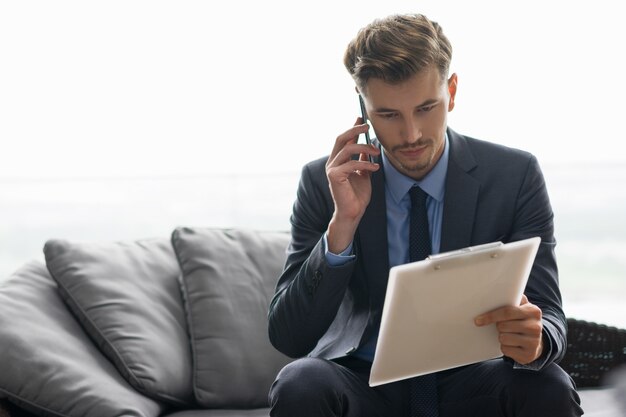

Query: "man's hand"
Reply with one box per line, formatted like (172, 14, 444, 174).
(325, 118, 380, 254)
(474, 294, 544, 365)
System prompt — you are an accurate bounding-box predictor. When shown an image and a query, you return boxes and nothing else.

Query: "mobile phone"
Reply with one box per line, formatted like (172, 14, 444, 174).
(358, 95, 374, 163)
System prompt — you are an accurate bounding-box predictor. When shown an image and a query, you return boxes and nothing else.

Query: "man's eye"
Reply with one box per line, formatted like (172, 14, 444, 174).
(419, 105, 435, 112)
(380, 113, 398, 119)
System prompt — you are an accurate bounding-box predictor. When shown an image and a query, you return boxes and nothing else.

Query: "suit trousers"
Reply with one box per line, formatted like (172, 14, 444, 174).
(268, 356, 583, 417)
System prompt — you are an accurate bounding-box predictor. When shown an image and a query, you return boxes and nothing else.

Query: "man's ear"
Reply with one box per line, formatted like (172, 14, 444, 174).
(355, 85, 368, 97)
(447, 73, 458, 111)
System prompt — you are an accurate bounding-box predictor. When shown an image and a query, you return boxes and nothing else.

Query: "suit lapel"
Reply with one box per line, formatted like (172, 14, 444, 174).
(441, 129, 480, 252)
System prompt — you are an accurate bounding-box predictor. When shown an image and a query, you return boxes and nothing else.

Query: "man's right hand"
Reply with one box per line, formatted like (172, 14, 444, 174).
(325, 118, 381, 254)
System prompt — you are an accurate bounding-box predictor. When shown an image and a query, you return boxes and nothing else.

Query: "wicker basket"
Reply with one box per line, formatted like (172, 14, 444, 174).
(560, 318, 626, 388)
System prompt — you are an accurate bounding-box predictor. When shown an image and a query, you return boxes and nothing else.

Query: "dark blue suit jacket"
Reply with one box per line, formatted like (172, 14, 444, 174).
(268, 127, 566, 369)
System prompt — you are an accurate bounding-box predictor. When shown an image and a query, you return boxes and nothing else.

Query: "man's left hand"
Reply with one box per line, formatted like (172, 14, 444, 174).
(474, 294, 544, 365)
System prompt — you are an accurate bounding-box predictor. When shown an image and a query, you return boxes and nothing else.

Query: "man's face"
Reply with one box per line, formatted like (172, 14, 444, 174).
(362, 66, 457, 181)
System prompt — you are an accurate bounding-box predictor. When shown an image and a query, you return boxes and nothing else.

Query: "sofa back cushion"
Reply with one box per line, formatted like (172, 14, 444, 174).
(0, 261, 165, 417)
(44, 237, 194, 406)
(171, 227, 293, 408)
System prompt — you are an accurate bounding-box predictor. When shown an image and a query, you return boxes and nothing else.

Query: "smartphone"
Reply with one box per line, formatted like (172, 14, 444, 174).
(358, 95, 374, 163)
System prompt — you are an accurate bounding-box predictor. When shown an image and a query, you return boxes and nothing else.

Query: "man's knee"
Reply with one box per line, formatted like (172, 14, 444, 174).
(509, 364, 582, 416)
(271, 358, 335, 398)
(269, 358, 343, 415)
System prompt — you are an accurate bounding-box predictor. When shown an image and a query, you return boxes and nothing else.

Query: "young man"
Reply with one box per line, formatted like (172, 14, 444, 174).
(268, 13, 582, 417)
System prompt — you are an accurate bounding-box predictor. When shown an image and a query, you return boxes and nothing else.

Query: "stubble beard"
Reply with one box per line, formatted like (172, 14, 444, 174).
(391, 139, 436, 178)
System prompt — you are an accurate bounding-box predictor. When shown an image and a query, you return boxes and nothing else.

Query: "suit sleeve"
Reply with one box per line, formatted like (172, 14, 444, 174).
(510, 155, 567, 368)
(267, 162, 356, 358)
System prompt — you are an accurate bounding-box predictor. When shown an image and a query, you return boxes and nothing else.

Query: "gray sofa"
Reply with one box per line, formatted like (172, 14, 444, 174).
(0, 227, 624, 417)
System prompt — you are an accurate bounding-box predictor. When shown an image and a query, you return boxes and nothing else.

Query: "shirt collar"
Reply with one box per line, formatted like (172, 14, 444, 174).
(382, 133, 449, 204)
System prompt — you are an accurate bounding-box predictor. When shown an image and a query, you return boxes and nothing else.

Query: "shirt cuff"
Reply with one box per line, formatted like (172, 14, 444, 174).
(323, 232, 355, 266)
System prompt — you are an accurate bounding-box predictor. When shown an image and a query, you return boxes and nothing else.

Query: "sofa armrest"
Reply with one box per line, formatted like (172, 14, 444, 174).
(560, 318, 626, 388)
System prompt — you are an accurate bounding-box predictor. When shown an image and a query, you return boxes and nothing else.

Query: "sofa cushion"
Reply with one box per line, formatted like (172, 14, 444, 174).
(44, 237, 194, 406)
(171, 227, 293, 408)
(164, 409, 270, 417)
(0, 261, 165, 417)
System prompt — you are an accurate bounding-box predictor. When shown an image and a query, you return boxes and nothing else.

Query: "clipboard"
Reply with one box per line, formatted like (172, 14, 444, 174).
(369, 236, 541, 387)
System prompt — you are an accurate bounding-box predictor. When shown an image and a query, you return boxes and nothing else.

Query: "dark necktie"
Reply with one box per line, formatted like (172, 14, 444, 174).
(408, 186, 438, 417)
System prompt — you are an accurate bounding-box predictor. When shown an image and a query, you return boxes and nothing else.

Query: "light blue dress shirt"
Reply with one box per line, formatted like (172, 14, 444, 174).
(383, 136, 449, 268)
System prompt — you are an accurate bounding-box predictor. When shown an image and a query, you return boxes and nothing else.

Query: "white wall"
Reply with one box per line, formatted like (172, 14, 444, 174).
(2, 0, 625, 180)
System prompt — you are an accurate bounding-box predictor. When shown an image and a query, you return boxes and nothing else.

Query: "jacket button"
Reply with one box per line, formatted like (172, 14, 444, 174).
(314, 270, 322, 281)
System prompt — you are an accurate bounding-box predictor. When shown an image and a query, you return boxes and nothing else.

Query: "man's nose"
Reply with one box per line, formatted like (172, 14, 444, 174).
(402, 118, 422, 143)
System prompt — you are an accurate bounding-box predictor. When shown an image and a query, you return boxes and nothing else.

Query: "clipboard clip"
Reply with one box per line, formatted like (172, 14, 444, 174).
(427, 241, 504, 261)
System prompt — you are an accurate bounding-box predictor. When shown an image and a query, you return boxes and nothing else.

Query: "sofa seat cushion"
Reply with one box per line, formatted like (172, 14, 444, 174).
(171, 227, 293, 408)
(44, 237, 194, 406)
(0, 261, 165, 417)
(164, 409, 270, 417)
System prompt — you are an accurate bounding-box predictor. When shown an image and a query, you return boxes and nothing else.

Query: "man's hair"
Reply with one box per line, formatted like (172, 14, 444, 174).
(343, 13, 452, 94)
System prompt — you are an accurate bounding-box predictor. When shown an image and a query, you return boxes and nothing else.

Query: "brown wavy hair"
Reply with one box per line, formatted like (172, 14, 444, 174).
(344, 13, 452, 94)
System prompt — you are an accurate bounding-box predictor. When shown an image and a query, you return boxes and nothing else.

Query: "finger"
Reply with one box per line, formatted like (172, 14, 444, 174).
(499, 333, 543, 364)
(520, 294, 529, 305)
(500, 345, 538, 365)
(327, 159, 380, 182)
(359, 146, 380, 163)
(475, 305, 527, 326)
(475, 296, 542, 326)
(328, 120, 370, 162)
(328, 142, 380, 170)
(498, 330, 541, 348)
(496, 318, 543, 336)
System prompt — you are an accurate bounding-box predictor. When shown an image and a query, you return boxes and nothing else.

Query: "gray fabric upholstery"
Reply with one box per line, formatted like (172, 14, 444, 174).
(164, 409, 270, 417)
(0, 261, 165, 417)
(171, 227, 293, 408)
(44, 237, 194, 406)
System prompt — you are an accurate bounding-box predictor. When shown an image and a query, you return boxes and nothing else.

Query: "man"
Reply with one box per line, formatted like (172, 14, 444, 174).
(268, 13, 582, 417)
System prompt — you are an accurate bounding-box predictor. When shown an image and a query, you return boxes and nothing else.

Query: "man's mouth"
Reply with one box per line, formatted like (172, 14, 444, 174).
(399, 145, 428, 158)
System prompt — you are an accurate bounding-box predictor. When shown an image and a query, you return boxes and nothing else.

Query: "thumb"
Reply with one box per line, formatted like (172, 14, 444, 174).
(520, 294, 529, 305)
